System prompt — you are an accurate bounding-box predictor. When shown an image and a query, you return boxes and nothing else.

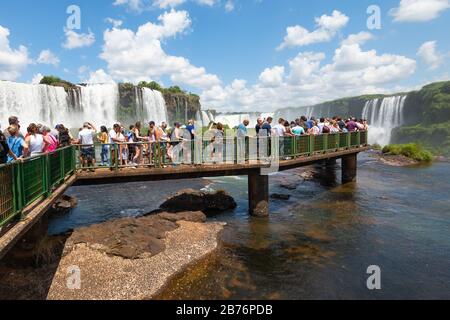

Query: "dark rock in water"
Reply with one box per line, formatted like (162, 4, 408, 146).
(52, 195, 77, 214)
(65, 211, 207, 260)
(271, 194, 291, 201)
(279, 182, 297, 190)
(159, 189, 237, 214)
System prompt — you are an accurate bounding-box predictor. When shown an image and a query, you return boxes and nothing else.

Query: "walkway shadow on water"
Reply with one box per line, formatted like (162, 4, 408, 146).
(0, 215, 72, 300)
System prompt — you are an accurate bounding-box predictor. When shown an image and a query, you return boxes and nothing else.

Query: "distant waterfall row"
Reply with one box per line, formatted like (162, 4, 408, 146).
(0, 81, 168, 129)
(362, 95, 407, 146)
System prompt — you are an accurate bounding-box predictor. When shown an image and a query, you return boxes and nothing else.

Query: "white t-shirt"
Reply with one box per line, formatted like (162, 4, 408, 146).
(78, 128, 95, 145)
(108, 129, 117, 144)
(272, 124, 286, 137)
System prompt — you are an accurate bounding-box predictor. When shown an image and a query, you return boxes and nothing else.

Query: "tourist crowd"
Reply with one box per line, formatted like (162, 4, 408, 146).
(0, 115, 368, 166)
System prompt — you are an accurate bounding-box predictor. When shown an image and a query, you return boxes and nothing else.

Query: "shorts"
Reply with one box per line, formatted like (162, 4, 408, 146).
(81, 147, 95, 160)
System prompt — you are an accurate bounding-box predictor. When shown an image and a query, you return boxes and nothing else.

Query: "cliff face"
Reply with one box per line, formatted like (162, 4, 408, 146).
(163, 93, 201, 125)
(115, 84, 202, 125)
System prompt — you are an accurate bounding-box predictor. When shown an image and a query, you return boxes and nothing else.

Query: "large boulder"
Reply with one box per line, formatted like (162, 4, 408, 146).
(65, 211, 207, 260)
(159, 189, 237, 214)
(51, 195, 78, 214)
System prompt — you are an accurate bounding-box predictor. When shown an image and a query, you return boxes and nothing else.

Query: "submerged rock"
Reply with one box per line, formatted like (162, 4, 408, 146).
(51, 195, 77, 214)
(271, 194, 291, 201)
(159, 189, 237, 214)
(279, 182, 297, 190)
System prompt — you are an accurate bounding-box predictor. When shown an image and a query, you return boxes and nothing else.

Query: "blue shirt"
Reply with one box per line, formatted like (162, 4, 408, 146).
(7, 136, 24, 163)
(306, 120, 314, 129)
(186, 125, 195, 139)
(261, 123, 272, 136)
(237, 124, 247, 137)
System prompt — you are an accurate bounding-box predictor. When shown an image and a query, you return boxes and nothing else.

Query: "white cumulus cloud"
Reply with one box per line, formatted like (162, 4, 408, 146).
(37, 49, 60, 66)
(341, 32, 374, 46)
(0, 25, 30, 80)
(31, 73, 44, 84)
(201, 43, 416, 112)
(85, 69, 116, 84)
(106, 18, 124, 28)
(278, 10, 349, 50)
(390, 0, 450, 22)
(63, 29, 96, 49)
(417, 41, 444, 69)
(100, 9, 220, 89)
(259, 66, 285, 87)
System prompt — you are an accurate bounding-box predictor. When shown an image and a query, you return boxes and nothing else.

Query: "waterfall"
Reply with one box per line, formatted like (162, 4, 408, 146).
(78, 84, 119, 128)
(207, 111, 215, 123)
(0, 81, 119, 129)
(201, 111, 211, 126)
(362, 95, 407, 146)
(0, 81, 172, 131)
(141, 88, 168, 125)
(0, 81, 71, 129)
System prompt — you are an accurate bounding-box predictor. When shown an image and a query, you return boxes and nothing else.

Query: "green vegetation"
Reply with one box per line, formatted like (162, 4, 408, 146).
(138, 81, 163, 91)
(120, 82, 135, 90)
(163, 85, 186, 95)
(392, 121, 450, 156)
(137, 81, 189, 96)
(371, 143, 382, 150)
(415, 81, 450, 124)
(40, 75, 76, 91)
(382, 143, 433, 162)
(40, 75, 63, 85)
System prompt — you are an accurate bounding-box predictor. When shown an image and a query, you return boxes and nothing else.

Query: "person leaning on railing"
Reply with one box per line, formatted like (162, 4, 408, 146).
(24, 123, 49, 157)
(56, 124, 73, 148)
(0, 125, 19, 164)
(76, 122, 97, 171)
(108, 124, 122, 170)
(6, 125, 25, 163)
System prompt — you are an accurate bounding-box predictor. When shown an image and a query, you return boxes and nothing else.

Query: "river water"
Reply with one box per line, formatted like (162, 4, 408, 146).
(48, 153, 450, 299)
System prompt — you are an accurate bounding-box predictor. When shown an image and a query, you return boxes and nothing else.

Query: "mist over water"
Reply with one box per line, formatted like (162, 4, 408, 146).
(0, 81, 169, 128)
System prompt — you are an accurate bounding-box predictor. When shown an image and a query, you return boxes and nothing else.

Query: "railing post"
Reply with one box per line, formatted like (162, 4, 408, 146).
(292, 136, 296, 158)
(309, 135, 314, 156)
(11, 164, 19, 216)
(347, 132, 351, 149)
(323, 134, 328, 153)
(43, 154, 50, 197)
(115, 147, 119, 171)
(60, 149, 65, 181)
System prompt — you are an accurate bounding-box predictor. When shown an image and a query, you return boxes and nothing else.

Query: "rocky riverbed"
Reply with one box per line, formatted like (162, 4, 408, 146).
(0, 211, 225, 300)
(47, 211, 225, 300)
(0, 189, 236, 300)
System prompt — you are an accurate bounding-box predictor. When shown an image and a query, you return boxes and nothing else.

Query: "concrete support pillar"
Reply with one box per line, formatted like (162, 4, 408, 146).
(248, 170, 269, 217)
(341, 153, 357, 184)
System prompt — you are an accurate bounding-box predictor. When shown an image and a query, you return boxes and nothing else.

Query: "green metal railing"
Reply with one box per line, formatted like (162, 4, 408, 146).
(0, 131, 368, 227)
(0, 146, 75, 228)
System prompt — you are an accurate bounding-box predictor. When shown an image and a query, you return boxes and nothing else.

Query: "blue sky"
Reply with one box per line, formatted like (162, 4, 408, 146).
(0, 0, 449, 111)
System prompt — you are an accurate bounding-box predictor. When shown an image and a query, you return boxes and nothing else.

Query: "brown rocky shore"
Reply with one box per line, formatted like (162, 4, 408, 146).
(0, 190, 233, 300)
(47, 211, 225, 300)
